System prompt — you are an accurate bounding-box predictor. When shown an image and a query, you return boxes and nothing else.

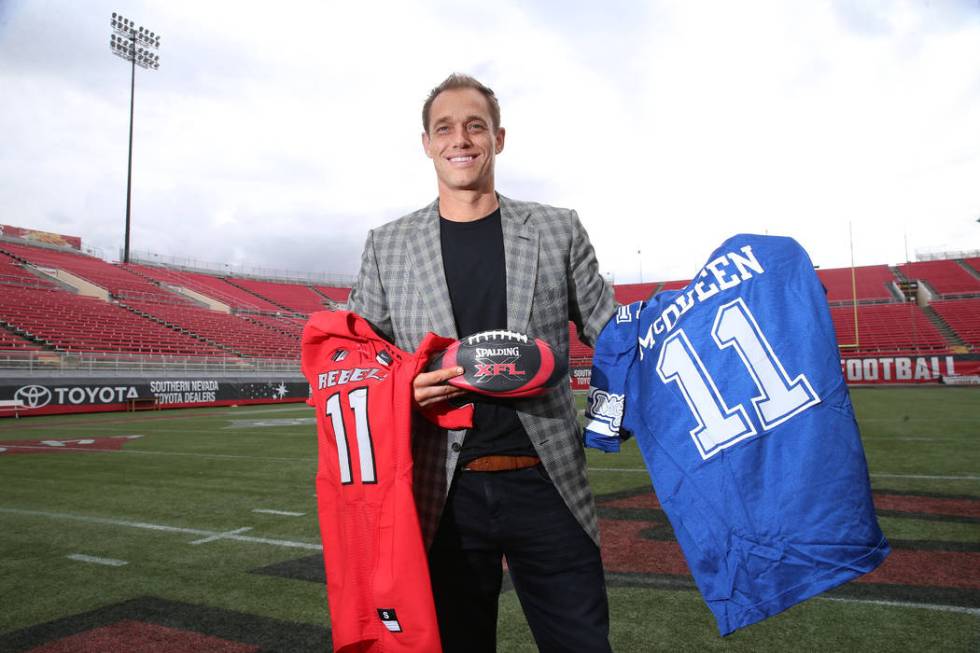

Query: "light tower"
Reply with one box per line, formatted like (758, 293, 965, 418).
(109, 12, 160, 264)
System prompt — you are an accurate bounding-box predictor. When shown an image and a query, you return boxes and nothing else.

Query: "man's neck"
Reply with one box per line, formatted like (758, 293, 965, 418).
(438, 188, 499, 223)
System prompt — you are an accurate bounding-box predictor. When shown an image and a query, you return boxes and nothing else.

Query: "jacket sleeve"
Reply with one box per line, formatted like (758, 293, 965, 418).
(346, 229, 395, 342)
(566, 210, 616, 347)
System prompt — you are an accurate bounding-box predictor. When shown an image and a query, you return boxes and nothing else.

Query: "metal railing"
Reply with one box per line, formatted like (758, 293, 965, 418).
(0, 349, 300, 375)
(129, 250, 356, 287)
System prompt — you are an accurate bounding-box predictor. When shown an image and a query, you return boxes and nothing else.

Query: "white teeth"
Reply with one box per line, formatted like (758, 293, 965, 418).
(450, 156, 474, 162)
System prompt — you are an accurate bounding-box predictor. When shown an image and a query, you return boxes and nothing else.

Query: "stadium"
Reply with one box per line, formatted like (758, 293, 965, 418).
(2, 1, 979, 651)
(0, 224, 977, 651)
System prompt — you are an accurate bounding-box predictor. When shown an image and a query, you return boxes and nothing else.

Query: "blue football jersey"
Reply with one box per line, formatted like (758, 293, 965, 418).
(584, 234, 889, 636)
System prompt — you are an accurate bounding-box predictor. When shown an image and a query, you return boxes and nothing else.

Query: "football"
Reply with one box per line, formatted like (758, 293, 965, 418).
(427, 329, 566, 398)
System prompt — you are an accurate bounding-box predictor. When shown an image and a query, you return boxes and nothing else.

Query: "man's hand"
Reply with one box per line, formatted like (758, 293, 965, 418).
(414, 366, 467, 407)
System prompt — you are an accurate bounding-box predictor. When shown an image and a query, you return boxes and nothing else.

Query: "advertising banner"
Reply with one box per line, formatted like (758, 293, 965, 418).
(1, 377, 308, 417)
(840, 355, 980, 384)
(0, 224, 82, 250)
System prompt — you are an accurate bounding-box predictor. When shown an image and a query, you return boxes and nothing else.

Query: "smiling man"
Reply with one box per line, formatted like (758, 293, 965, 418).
(347, 73, 615, 652)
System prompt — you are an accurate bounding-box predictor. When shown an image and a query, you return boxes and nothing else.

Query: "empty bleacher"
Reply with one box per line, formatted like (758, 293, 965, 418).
(0, 286, 228, 356)
(124, 263, 281, 312)
(228, 278, 330, 313)
(659, 279, 691, 292)
(0, 328, 43, 351)
(613, 283, 658, 304)
(243, 313, 305, 338)
(830, 303, 947, 354)
(568, 322, 593, 363)
(123, 299, 301, 359)
(0, 251, 57, 288)
(930, 299, 980, 348)
(0, 241, 184, 301)
(316, 285, 352, 304)
(2, 233, 977, 368)
(897, 260, 980, 296)
(816, 265, 898, 303)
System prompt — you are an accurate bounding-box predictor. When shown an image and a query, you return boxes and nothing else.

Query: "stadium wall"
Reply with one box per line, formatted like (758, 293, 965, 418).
(1, 376, 308, 417)
(569, 354, 980, 389)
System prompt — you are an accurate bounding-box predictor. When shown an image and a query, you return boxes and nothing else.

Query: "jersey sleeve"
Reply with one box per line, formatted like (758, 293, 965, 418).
(584, 302, 642, 453)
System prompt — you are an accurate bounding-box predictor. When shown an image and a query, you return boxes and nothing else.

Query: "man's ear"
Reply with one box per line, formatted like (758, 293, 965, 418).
(422, 131, 433, 159)
(495, 127, 506, 154)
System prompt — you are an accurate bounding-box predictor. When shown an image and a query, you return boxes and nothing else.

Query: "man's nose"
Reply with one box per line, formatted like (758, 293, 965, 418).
(451, 125, 471, 147)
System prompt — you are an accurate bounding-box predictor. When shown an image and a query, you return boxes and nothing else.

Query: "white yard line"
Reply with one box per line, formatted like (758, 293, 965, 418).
(190, 526, 253, 545)
(605, 573, 980, 617)
(871, 473, 979, 481)
(816, 595, 980, 617)
(252, 509, 306, 517)
(12, 509, 980, 618)
(0, 445, 311, 463)
(67, 553, 128, 567)
(0, 507, 321, 551)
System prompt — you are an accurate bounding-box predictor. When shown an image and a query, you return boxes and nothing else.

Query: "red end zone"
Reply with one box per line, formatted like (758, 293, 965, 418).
(28, 621, 259, 653)
(0, 435, 142, 455)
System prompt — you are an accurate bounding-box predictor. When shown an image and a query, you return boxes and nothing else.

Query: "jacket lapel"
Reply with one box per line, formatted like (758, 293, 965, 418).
(499, 195, 538, 333)
(406, 199, 458, 339)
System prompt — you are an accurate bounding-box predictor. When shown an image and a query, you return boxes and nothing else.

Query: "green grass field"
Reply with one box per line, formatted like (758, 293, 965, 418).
(0, 387, 977, 651)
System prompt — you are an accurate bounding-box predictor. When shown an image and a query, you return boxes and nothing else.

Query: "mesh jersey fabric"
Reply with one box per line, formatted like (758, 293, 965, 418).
(584, 234, 889, 635)
(302, 311, 473, 652)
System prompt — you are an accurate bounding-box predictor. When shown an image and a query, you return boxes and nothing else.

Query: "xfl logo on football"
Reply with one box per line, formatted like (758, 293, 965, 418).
(474, 361, 526, 381)
(473, 347, 526, 383)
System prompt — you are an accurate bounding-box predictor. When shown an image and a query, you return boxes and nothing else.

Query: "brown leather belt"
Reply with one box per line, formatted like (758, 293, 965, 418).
(462, 455, 541, 472)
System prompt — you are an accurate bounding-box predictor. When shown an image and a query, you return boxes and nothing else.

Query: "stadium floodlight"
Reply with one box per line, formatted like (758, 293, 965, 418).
(109, 12, 161, 264)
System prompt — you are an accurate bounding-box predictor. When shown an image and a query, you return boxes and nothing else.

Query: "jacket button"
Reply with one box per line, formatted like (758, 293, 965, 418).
(451, 442, 462, 452)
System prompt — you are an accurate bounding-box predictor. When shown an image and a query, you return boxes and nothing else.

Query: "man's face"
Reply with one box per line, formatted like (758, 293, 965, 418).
(423, 88, 505, 195)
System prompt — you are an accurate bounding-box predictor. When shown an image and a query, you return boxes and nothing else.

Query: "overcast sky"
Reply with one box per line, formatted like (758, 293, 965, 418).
(1, 0, 978, 283)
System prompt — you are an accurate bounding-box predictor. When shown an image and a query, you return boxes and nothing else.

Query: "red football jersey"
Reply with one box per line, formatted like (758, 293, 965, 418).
(301, 311, 472, 653)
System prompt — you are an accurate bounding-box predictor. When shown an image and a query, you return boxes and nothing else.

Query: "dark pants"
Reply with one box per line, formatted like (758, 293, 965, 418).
(428, 465, 612, 653)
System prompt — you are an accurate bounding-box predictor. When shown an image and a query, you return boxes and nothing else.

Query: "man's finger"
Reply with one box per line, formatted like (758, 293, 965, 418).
(416, 386, 466, 407)
(416, 384, 468, 407)
(418, 382, 465, 401)
(415, 366, 464, 387)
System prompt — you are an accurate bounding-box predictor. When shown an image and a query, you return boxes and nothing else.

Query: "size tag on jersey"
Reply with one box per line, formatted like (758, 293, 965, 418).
(377, 608, 402, 632)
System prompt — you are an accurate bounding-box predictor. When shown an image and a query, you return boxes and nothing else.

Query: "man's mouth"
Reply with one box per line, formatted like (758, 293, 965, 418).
(448, 155, 476, 164)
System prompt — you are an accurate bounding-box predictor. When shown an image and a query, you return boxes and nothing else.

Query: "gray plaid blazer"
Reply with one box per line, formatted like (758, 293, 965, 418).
(347, 194, 615, 546)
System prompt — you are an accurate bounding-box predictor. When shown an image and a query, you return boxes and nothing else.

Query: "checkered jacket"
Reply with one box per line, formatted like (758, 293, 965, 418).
(347, 195, 615, 546)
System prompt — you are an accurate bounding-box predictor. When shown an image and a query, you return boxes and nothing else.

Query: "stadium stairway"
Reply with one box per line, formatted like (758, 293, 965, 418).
(920, 304, 968, 349)
(0, 321, 56, 352)
(221, 278, 294, 314)
(959, 259, 980, 284)
(122, 264, 233, 312)
(240, 313, 304, 339)
(311, 286, 343, 310)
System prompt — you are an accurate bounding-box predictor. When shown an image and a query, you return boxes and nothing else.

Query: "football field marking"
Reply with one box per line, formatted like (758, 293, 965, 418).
(869, 473, 980, 481)
(0, 444, 311, 463)
(252, 509, 306, 516)
(0, 507, 322, 551)
(605, 573, 980, 617)
(67, 554, 128, 567)
(816, 595, 980, 617)
(3, 443, 973, 480)
(190, 526, 253, 545)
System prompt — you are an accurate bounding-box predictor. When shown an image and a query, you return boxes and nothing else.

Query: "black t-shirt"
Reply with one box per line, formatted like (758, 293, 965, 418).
(439, 208, 536, 464)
